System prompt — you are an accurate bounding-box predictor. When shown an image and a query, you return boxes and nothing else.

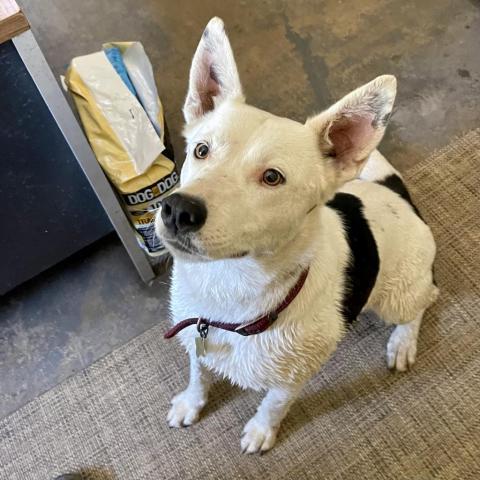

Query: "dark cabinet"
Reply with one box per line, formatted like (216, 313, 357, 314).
(0, 40, 112, 294)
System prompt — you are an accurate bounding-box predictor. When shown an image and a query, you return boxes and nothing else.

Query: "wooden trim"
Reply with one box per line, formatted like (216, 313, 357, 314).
(0, 0, 29, 44)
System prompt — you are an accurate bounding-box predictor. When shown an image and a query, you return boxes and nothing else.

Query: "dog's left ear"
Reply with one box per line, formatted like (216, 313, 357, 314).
(306, 75, 396, 186)
(183, 17, 244, 124)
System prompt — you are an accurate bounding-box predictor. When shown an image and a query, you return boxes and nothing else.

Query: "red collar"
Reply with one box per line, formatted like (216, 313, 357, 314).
(164, 268, 309, 339)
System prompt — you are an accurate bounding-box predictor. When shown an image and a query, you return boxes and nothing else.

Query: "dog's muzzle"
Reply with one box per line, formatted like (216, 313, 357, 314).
(161, 193, 207, 237)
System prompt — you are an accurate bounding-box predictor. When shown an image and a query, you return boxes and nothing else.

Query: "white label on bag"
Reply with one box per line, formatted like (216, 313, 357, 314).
(72, 52, 165, 175)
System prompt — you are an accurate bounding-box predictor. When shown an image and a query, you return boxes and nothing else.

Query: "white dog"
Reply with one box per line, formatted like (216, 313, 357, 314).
(155, 17, 438, 454)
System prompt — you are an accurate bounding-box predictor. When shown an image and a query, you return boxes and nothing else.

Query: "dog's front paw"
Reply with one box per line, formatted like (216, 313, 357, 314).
(167, 390, 206, 428)
(241, 417, 278, 454)
(387, 324, 418, 372)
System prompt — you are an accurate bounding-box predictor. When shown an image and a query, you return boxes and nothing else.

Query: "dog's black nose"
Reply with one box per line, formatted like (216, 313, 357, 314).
(161, 193, 207, 236)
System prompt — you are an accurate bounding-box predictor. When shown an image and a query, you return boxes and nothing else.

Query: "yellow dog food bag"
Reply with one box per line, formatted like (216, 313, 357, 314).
(65, 42, 178, 256)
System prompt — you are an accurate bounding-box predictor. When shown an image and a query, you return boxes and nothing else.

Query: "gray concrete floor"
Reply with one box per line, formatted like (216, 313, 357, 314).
(1, 0, 479, 418)
(0, 235, 171, 417)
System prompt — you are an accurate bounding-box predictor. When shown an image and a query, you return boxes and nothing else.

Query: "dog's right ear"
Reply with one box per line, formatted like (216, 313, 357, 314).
(183, 17, 244, 124)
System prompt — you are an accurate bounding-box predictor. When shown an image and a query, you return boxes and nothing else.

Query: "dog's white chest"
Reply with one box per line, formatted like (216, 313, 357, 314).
(178, 326, 308, 390)
(170, 249, 345, 391)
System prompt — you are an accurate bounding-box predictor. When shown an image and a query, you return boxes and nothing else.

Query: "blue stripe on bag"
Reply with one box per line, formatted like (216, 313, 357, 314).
(104, 47, 138, 98)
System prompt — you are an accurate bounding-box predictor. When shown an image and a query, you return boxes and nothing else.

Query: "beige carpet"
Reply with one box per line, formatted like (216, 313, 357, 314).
(1, 131, 480, 480)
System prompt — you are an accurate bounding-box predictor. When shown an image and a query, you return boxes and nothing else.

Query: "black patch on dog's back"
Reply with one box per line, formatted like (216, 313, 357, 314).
(327, 193, 380, 324)
(376, 174, 423, 220)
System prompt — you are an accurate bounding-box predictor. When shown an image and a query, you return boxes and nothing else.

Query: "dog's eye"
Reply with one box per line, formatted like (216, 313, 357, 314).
(194, 143, 209, 159)
(262, 169, 285, 186)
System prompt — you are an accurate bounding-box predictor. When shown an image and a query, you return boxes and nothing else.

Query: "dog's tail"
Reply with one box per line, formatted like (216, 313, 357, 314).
(359, 149, 401, 182)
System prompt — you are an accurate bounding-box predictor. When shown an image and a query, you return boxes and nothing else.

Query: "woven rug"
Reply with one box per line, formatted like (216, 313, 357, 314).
(1, 131, 480, 480)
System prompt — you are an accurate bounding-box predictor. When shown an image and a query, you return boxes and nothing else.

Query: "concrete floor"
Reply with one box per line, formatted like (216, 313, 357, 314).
(1, 0, 479, 418)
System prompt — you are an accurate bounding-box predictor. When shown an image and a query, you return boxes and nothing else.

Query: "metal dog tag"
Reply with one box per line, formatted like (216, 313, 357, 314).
(195, 319, 209, 357)
(195, 336, 207, 357)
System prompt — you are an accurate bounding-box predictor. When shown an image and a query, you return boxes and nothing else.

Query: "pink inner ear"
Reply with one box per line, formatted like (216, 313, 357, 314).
(328, 114, 375, 165)
(195, 51, 221, 115)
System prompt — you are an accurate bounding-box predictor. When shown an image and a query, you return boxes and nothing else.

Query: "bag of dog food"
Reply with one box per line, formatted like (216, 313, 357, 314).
(64, 42, 178, 256)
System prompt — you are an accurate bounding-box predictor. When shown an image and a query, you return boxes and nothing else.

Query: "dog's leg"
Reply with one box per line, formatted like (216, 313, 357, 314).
(386, 309, 425, 372)
(241, 384, 303, 454)
(167, 352, 212, 427)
